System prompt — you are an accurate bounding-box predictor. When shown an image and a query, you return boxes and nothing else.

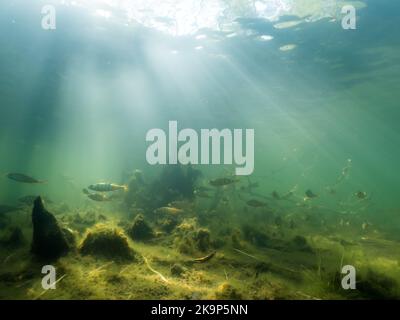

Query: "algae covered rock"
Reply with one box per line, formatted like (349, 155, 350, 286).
(289, 235, 314, 253)
(241, 224, 271, 248)
(170, 263, 186, 277)
(231, 229, 244, 248)
(215, 282, 242, 300)
(329, 267, 400, 299)
(195, 228, 211, 252)
(31, 196, 70, 260)
(173, 219, 214, 254)
(357, 269, 399, 299)
(79, 224, 134, 260)
(158, 216, 179, 233)
(128, 214, 154, 241)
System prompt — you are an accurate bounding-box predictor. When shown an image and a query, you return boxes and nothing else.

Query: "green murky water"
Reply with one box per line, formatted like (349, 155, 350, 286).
(0, 0, 399, 300)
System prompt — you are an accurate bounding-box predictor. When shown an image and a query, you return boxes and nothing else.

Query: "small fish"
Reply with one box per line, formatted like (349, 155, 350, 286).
(194, 190, 212, 198)
(246, 199, 267, 207)
(88, 183, 127, 192)
(305, 189, 318, 198)
(6, 173, 46, 184)
(87, 193, 111, 202)
(196, 186, 212, 192)
(355, 191, 367, 199)
(154, 207, 184, 216)
(209, 177, 237, 187)
(0, 205, 21, 215)
(82, 188, 90, 195)
(193, 251, 216, 263)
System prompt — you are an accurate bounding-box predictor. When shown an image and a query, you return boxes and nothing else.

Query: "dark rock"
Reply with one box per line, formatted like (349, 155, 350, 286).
(31, 196, 69, 260)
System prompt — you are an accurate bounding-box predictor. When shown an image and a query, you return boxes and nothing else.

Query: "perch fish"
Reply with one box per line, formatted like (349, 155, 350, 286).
(6, 173, 46, 184)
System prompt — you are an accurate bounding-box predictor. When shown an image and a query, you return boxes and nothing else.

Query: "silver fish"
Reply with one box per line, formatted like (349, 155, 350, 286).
(6, 173, 46, 184)
(87, 193, 111, 202)
(88, 183, 127, 192)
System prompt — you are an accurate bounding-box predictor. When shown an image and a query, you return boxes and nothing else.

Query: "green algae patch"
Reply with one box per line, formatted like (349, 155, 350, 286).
(79, 224, 135, 261)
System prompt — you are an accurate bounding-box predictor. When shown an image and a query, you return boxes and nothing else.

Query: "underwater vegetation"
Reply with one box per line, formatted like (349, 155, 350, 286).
(1, 0, 400, 302)
(79, 224, 134, 261)
(0, 164, 400, 300)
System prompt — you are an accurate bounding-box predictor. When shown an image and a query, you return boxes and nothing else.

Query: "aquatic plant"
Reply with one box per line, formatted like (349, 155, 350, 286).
(128, 214, 155, 241)
(79, 224, 134, 261)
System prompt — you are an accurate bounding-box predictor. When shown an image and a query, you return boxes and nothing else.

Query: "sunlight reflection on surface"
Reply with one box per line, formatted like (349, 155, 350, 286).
(57, 0, 365, 36)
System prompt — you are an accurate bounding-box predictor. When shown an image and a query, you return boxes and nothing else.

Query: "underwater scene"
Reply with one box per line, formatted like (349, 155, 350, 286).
(0, 0, 400, 300)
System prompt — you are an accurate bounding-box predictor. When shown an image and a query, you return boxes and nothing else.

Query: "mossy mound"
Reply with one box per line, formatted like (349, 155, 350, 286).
(128, 214, 154, 241)
(241, 224, 271, 247)
(173, 219, 213, 254)
(195, 228, 211, 252)
(79, 224, 134, 261)
(288, 235, 314, 253)
(158, 216, 179, 233)
(356, 269, 399, 299)
(328, 266, 400, 299)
